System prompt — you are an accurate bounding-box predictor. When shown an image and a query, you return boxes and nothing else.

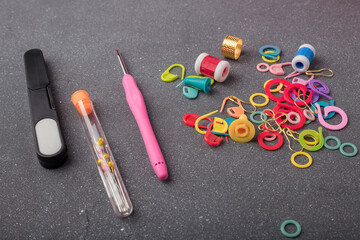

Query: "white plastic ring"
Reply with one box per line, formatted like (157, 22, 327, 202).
(214, 60, 230, 82)
(194, 53, 208, 74)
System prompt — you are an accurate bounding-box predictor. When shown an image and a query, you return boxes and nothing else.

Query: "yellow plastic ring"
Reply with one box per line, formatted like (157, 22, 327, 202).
(262, 50, 280, 63)
(302, 135, 320, 146)
(291, 152, 313, 169)
(249, 93, 269, 107)
(264, 79, 283, 93)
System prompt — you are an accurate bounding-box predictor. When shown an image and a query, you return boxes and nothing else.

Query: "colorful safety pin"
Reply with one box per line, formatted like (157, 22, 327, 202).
(305, 68, 334, 77)
(269, 62, 292, 76)
(220, 96, 245, 118)
(229, 96, 256, 113)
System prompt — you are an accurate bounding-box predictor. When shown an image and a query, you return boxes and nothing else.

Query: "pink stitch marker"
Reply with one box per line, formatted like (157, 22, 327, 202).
(116, 50, 168, 180)
(315, 103, 348, 131)
(269, 62, 292, 76)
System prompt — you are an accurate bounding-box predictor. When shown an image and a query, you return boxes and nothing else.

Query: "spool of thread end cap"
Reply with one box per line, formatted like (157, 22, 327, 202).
(292, 44, 316, 73)
(195, 53, 230, 82)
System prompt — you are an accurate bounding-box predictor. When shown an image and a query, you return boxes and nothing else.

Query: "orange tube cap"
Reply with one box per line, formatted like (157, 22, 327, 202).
(71, 90, 93, 115)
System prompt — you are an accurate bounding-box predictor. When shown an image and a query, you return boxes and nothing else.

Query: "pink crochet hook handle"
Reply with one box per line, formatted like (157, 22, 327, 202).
(117, 51, 168, 180)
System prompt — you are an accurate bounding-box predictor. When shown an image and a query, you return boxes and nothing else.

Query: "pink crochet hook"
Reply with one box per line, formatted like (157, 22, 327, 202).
(116, 50, 168, 180)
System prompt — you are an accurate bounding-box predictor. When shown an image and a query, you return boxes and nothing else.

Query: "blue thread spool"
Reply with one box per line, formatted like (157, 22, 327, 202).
(291, 44, 316, 73)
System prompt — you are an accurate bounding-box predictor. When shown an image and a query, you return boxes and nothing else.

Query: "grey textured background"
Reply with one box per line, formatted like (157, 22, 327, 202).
(1, 0, 360, 239)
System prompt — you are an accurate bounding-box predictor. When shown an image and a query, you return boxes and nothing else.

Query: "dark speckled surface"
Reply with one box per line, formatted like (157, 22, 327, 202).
(1, 0, 360, 239)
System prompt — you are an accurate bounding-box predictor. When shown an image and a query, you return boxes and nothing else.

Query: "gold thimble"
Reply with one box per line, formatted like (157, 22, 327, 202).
(221, 35, 243, 60)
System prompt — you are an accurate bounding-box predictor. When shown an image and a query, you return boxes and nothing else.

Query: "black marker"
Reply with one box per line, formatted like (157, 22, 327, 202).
(24, 49, 67, 168)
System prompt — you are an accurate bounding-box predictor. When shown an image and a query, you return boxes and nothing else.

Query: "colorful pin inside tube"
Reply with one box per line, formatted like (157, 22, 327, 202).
(292, 44, 316, 73)
(195, 53, 230, 82)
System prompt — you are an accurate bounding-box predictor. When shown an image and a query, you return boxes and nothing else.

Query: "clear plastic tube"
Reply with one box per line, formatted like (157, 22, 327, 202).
(72, 91, 133, 217)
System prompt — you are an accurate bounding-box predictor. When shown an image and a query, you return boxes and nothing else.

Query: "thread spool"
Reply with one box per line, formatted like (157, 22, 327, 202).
(291, 44, 316, 73)
(195, 53, 230, 82)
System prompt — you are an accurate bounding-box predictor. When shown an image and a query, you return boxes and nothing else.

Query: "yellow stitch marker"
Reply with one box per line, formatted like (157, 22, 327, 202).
(195, 110, 218, 135)
(161, 64, 186, 82)
(212, 117, 229, 133)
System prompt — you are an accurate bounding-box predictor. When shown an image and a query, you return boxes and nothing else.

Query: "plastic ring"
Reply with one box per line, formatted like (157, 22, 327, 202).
(261, 50, 280, 62)
(286, 112, 301, 124)
(280, 220, 302, 238)
(324, 136, 341, 150)
(298, 127, 324, 152)
(259, 45, 280, 59)
(302, 135, 319, 146)
(262, 54, 280, 63)
(303, 109, 315, 121)
(291, 152, 313, 168)
(340, 143, 358, 157)
(264, 79, 291, 102)
(305, 119, 312, 125)
(257, 63, 269, 72)
(263, 130, 277, 141)
(249, 93, 269, 107)
(258, 131, 284, 151)
(250, 111, 267, 124)
(264, 79, 283, 93)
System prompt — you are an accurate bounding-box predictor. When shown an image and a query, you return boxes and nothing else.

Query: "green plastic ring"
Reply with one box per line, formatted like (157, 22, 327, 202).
(305, 119, 311, 125)
(250, 111, 267, 124)
(324, 136, 341, 150)
(280, 220, 301, 238)
(340, 143, 358, 157)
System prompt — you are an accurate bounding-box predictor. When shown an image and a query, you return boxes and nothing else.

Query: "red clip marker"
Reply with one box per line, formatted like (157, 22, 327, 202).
(204, 122, 223, 146)
(183, 113, 213, 129)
